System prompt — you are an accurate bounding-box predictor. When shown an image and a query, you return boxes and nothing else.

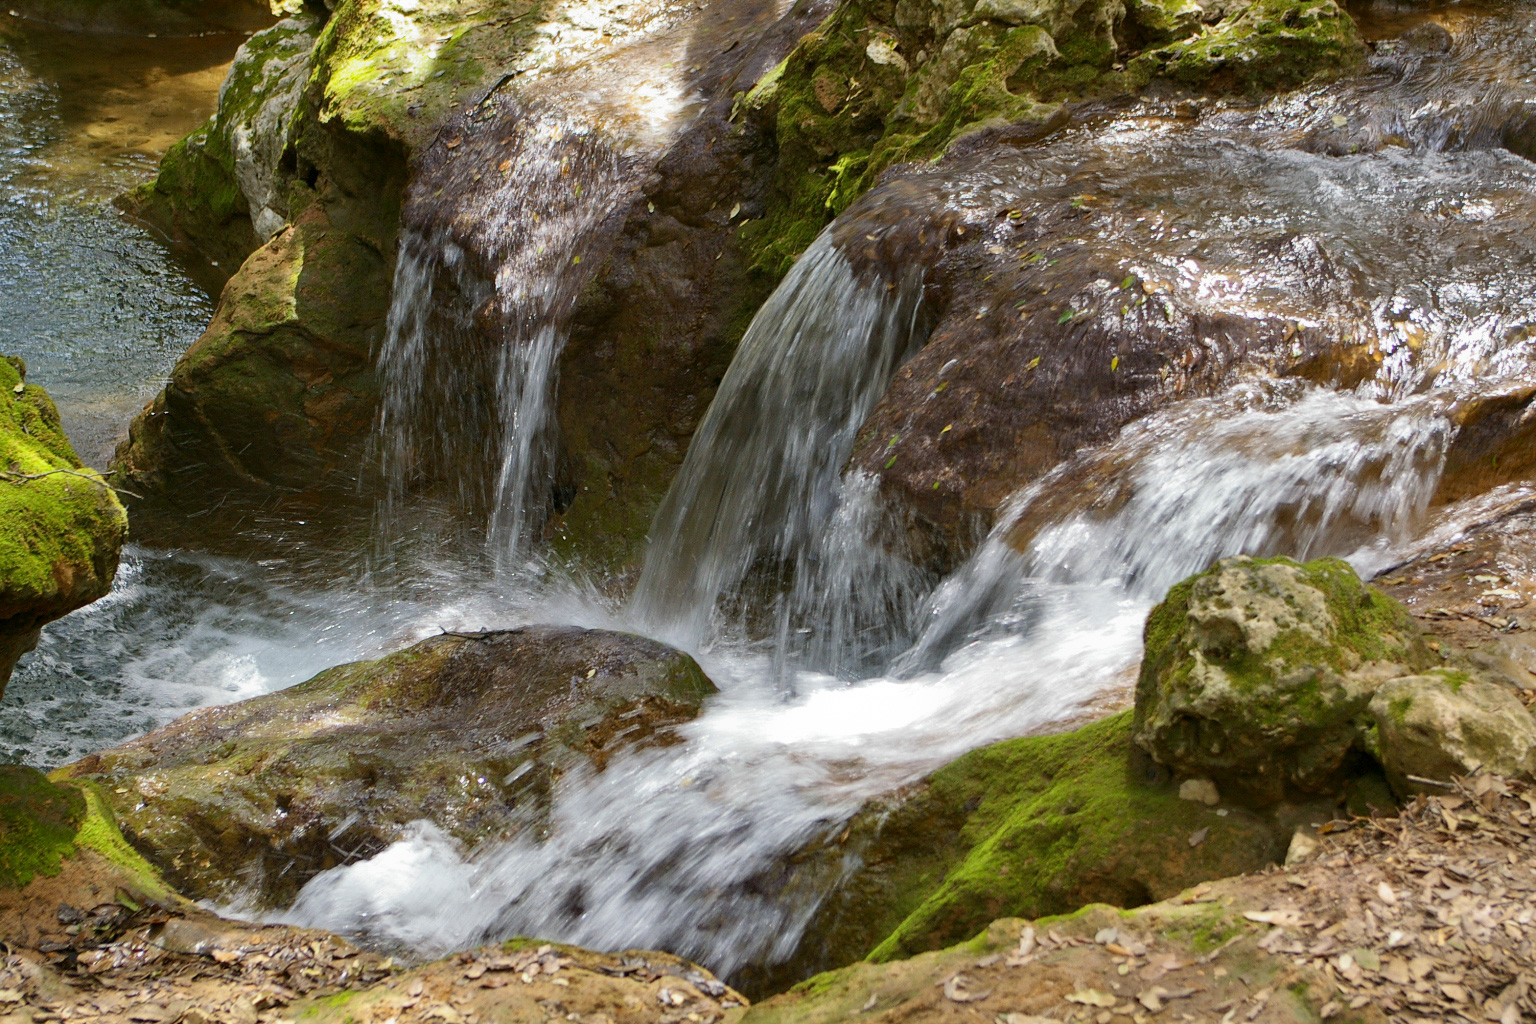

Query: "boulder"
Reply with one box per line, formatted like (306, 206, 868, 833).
(739, 0, 1366, 281)
(57, 626, 717, 907)
(122, 15, 323, 282)
(1368, 672, 1536, 793)
(1134, 556, 1432, 806)
(0, 358, 127, 694)
(749, 711, 1280, 994)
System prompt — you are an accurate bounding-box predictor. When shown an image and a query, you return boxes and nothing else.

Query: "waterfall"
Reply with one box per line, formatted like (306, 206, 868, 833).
(373, 103, 635, 564)
(629, 227, 931, 671)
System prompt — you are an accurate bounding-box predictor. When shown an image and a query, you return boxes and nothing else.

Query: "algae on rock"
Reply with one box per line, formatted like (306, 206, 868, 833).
(1135, 555, 1432, 805)
(738, 0, 1365, 279)
(758, 710, 1279, 993)
(58, 625, 717, 906)
(0, 358, 127, 694)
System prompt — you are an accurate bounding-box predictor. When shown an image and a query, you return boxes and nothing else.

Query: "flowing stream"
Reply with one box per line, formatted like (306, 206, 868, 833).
(8, 0, 1536, 992)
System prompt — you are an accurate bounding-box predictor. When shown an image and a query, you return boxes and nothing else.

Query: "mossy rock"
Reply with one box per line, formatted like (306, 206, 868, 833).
(1147, 0, 1365, 93)
(122, 15, 321, 281)
(0, 358, 127, 695)
(57, 625, 717, 907)
(758, 711, 1279, 992)
(1366, 670, 1536, 795)
(0, 765, 180, 946)
(1135, 556, 1434, 806)
(738, 0, 1366, 281)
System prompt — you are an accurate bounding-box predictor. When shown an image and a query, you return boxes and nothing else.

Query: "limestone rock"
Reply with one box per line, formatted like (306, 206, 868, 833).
(1368, 672, 1536, 793)
(57, 626, 717, 907)
(1134, 556, 1432, 806)
(0, 358, 126, 695)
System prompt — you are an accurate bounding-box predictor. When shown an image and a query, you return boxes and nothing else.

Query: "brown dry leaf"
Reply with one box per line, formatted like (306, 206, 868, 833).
(1065, 989, 1116, 1008)
(1244, 909, 1302, 927)
(942, 974, 993, 1003)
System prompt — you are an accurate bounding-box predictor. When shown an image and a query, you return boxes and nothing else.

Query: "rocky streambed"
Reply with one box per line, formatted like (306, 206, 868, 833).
(3, 0, 1536, 1020)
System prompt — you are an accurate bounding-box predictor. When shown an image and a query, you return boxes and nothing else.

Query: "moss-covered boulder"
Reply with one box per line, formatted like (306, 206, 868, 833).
(57, 625, 717, 907)
(1134, 556, 1433, 805)
(0, 765, 181, 947)
(739, 0, 1366, 279)
(114, 198, 392, 503)
(0, 358, 127, 694)
(754, 711, 1280, 993)
(123, 15, 321, 280)
(1367, 671, 1536, 794)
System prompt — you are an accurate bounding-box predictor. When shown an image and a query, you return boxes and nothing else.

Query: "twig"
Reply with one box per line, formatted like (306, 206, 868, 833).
(1405, 774, 1457, 790)
(1, 467, 143, 500)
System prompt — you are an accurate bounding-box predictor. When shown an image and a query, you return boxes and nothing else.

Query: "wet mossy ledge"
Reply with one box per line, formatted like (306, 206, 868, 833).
(56, 625, 717, 907)
(736, 0, 1366, 278)
(0, 357, 127, 694)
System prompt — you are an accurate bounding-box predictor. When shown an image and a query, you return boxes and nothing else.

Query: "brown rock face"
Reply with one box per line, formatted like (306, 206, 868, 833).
(57, 626, 717, 907)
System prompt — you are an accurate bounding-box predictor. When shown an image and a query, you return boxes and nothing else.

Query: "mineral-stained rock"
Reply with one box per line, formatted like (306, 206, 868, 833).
(0, 358, 127, 694)
(1367, 671, 1536, 793)
(749, 711, 1280, 994)
(56, 626, 717, 907)
(1133, 556, 1432, 806)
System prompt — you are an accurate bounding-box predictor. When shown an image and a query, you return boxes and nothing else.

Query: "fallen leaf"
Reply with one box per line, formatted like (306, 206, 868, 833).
(942, 974, 993, 1003)
(1189, 827, 1209, 847)
(1066, 989, 1116, 1008)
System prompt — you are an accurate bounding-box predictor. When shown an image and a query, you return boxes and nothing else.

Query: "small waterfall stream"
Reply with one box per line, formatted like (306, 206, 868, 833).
(375, 103, 637, 563)
(275, 0, 1536, 973)
(630, 224, 932, 673)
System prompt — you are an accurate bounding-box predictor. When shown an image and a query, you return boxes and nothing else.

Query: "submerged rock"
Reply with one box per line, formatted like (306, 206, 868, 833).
(0, 358, 127, 694)
(1367, 672, 1536, 794)
(1134, 556, 1432, 805)
(5, 0, 272, 36)
(57, 626, 716, 906)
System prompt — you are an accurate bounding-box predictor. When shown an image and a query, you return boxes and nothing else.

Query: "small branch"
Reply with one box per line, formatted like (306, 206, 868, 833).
(1, 467, 143, 500)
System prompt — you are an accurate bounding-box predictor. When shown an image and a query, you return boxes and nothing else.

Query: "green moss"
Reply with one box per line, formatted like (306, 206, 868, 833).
(0, 765, 84, 890)
(862, 711, 1275, 962)
(69, 782, 179, 903)
(0, 358, 126, 645)
(742, 0, 1364, 278)
(1148, 0, 1365, 93)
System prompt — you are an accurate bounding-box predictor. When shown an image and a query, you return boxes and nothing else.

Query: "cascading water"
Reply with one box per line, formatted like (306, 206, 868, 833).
(374, 102, 636, 563)
(271, 3, 1536, 976)
(630, 220, 934, 674)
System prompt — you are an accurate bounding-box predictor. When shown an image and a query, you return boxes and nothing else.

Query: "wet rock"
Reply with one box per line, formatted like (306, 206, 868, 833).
(57, 626, 716, 907)
(1147, 0, 1365, 92)
(0, 358, 126, 694)
(1133, 556, 1432, 806)
(123, 15, 322, 281)
(1367, 671, 1536, 793)
(753, 711, 1279, 993)
(738, 0, 1366, 281)
(0, 766, 181, 948)
(114, 198, 393, 505)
